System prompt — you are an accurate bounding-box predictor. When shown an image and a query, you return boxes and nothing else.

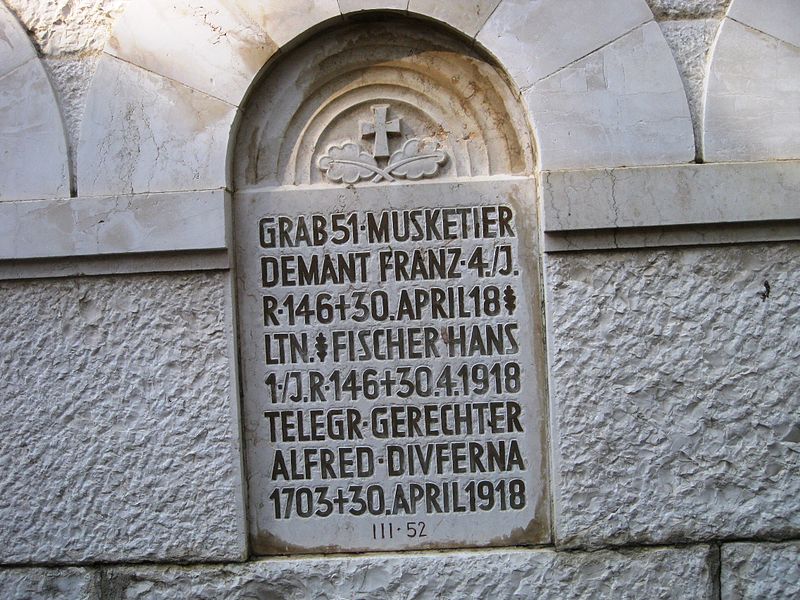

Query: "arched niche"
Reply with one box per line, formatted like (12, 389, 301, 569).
(232, 17, 550, 555)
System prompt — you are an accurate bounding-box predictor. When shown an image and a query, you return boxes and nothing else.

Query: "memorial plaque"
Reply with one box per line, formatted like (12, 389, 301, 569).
(235, 179, 549, 554)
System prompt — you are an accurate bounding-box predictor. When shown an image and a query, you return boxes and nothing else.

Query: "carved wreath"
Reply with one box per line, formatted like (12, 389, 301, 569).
(318, 138, 448, 184)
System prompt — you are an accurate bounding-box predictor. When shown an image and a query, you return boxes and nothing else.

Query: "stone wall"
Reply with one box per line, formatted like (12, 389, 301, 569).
(1, 0, 798, 598)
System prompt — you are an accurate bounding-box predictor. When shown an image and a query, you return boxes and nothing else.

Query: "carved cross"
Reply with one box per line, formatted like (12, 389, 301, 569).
(360, 104, 401, 159)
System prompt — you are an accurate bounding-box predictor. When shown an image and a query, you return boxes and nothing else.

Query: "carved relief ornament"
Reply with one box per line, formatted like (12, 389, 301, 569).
(317, 104, 448, 184)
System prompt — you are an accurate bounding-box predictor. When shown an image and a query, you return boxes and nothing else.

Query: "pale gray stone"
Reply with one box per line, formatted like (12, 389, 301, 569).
(408, 0, 501, 37)
(477, 0, 652, 90)
(0, 2, 36, 76)
(704, 19, 800, 162)
(728, 0, 800, 49)
(0, 190, 229, 260)
(546, 243, 800, 548)
(106, 0, 281, 106)
(524, 22, 694, 170)
(102, 545, 715, 599)
(541, 161, 800, 232)
(722, 542, 800, 599)
(646, 0, 729, 19)
(340, 0, 406, 12)
(78, 54, 235, 196)
(0, 568, 97, 599)
(0, 59, 70, 201)
(658, 19, 718, 157)
(0, 273, 246, 563)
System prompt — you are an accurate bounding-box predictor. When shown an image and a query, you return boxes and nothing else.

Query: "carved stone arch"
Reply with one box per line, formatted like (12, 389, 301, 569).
(0, 1, 69, 200)
(233, 19, 534, 189)
(76, 0, 694, 197)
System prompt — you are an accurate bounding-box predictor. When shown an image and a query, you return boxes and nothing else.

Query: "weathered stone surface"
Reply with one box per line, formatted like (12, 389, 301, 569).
(728, 0, 800, 49)
(42, 56, 98, 193)
(704, 19, 800, 162)
(0, 568, 97, 599)
(0, 2, 36, 76)
(0, 58, 70, 201)
(658, 18, 718, 156)
(4, 0, 126, 55)
(477, 0, 652, 90)
(645, 0, 729, 19)
(541, 161, 800, 232)
(78, 54, 235, 195)
(722, 541, 800, 599)
(0, 190, 229, 260)
(0, 273, 246, 563)
(409, 0, 501, 37)
(525, 22, 694, 170)
(340, 0, 406, 12)
(106, 0, 280, 106)
(102, 545, 714, 599)
(546, 243, 800, 548)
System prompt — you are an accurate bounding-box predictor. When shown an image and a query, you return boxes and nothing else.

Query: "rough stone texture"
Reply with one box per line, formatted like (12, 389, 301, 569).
(659, 19, 718, 158)
(546, 242, 800, 548)
(645, 0, 729, 19)
(101, 545, 714, 599)
(0, 272, 246, 563)
(722, 541, 800, 599)
(42, 55, 97, 192)
(0, 568, 98, 599)
(4, 0, 126, 55)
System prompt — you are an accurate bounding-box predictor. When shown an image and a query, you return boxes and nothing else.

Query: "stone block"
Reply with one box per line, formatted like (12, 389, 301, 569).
(722, 542, 800, 599)
(704, 19, 800, 162)
(340, 0, 407, 13)
(0, 568, 97, 599)
(540, 161, 800, 232)
(525, 22, 694, 170)
(106, 0, 280, 106)
(476, 0, 652, 90)
(546, 243, 800, 548)
(251, 0, 340, 47)
(0, 3, 36, 76)
(101, 545, 715, 599)
(0, 59, 69, 201)
(77, 54, 235, 196)
(728, 0, 800, 49)
(0, 190, 229, 261)
(0, 273, 246, 563)
(408, 0, 501, 37)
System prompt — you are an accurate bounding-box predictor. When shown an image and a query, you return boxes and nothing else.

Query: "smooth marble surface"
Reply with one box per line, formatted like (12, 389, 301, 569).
(525, 22, 694, 170)
(0, 190, 229, 260)
(339, 0, 406, 12)
(704, 18, 800, 162)
(0, 59, 70, 201)
(476, 0, 652, 90)
(409, 0, 501, 37)
(728, 0, 800, 49)
(255, 0, 340, 47)
(107, 0, 280, 106)
(541, 161, 800, 232)
(0, 2, 36, 76)
(77, 54, 236, 196)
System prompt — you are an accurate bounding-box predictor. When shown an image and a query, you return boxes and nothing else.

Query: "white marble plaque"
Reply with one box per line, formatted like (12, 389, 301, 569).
(235, 179, 549, 554)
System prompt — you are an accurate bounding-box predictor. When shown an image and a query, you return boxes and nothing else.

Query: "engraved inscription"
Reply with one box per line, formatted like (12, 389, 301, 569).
(236, 183, 547, 553)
